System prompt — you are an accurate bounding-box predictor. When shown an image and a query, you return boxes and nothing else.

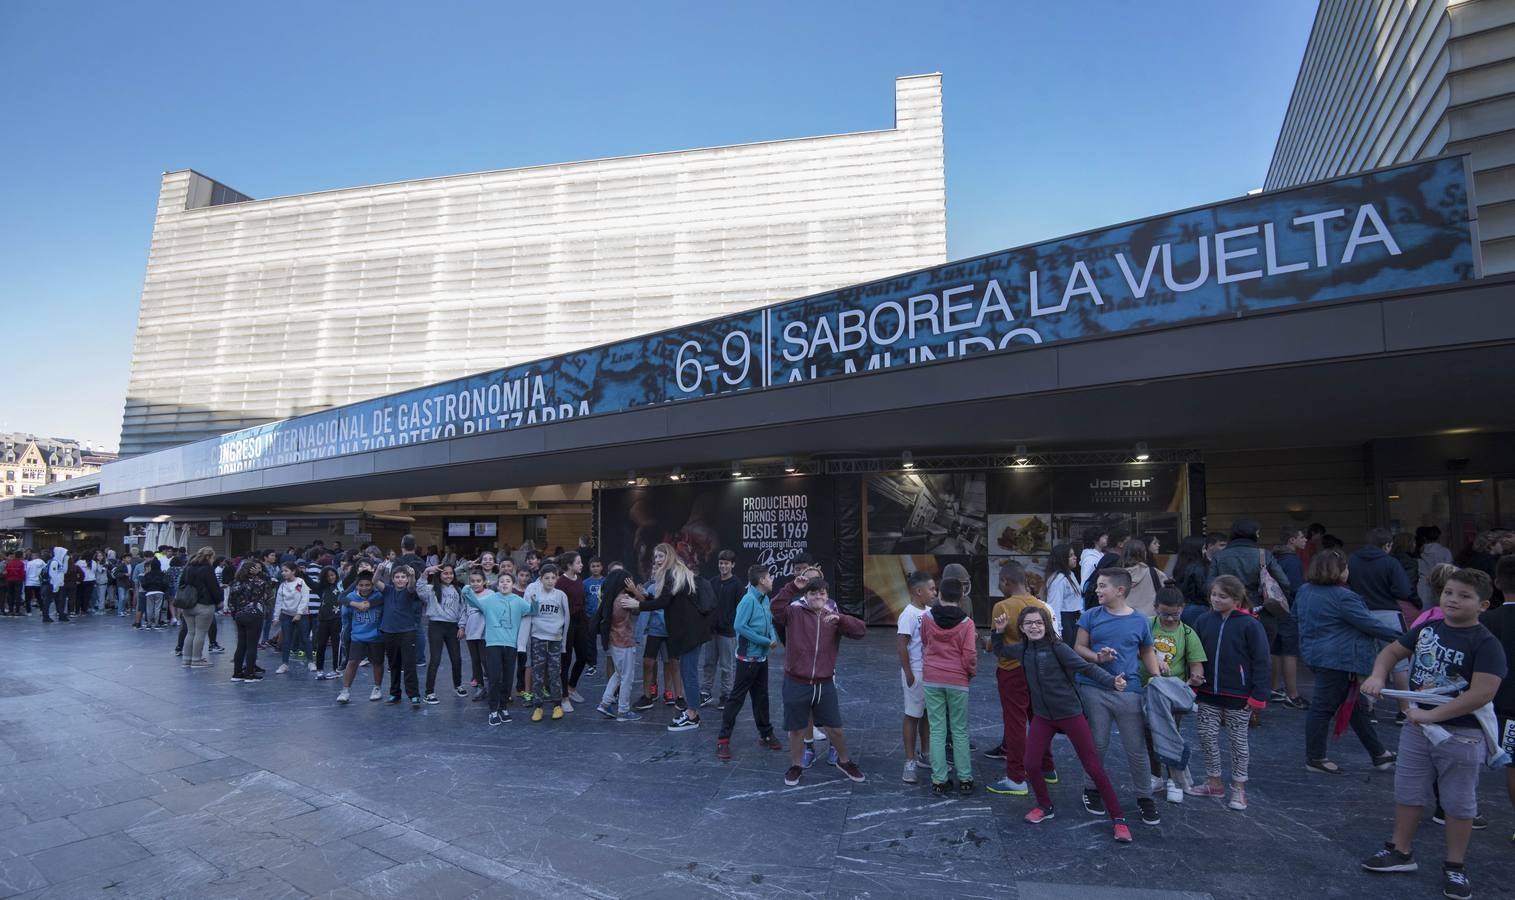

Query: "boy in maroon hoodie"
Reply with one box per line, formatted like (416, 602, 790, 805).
(773, 578, 867, 786)
(922, 577, 978, 795)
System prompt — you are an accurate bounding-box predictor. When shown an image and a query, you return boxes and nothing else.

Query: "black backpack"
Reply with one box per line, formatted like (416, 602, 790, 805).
(1081, 553, 1119, 609)
(694, 576, 717, 616)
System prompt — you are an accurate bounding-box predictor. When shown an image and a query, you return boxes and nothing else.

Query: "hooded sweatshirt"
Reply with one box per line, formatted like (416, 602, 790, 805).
(274, 577, 309, 617)
(417, 579, 464, 623)
(344, 588, 384, 642)
(921, 604, 977, 688)
(462, 586, 536, 648)
(523, 581, 568, 642)
(773, 597, 866, 684)
(47, 548, 68, 590)
(1347, 545, 1413, 612)
(733, 584, 775, 661)
(1124, 564, 1158, 617)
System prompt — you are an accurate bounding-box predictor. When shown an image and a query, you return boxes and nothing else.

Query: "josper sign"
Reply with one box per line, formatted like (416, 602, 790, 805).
(104, 157, 1476, 489)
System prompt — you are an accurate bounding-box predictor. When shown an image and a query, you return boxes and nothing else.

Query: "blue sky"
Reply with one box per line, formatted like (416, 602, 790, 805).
(0, 1, 1316, 448)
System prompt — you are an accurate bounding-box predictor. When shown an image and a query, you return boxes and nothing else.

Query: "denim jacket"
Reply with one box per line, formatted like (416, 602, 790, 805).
(1294, 583, 1401, 674)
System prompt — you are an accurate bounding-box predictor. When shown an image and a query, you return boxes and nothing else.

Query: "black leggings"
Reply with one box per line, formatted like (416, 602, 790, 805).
(313, 618, 342, 671)
(233, 617, 261, 677)
(484, 645, 517, 713)
(560, 614, 594, 689)
(466, 639, 485, 686)
(425, 621, 463, 694)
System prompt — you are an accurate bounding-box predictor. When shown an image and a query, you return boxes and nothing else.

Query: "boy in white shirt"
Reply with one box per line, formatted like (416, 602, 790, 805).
(897, 570, 937, 783)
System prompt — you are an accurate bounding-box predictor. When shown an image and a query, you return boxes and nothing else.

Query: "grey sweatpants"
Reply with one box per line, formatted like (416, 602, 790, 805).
(1079, 684, 1153, 800)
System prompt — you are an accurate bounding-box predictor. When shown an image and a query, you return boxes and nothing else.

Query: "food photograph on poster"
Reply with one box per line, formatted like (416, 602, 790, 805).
(988, 513, 1051, 555)
(987, 554, 1048, 599)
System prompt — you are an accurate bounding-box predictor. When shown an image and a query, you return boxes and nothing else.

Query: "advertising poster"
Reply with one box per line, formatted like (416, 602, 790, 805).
(598, 476, 836, 588)
(865, 464, 1187, 625)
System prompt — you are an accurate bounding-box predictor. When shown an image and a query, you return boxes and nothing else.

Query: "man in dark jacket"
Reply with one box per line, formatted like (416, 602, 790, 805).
(1207, 520, 1291, 655)
(1348, 527, 1413, 720)
(1348, 528, 1413, 614)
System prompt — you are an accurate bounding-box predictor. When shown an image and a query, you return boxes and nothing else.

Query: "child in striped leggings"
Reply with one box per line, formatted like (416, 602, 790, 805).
(1186, 575, 1271, 811)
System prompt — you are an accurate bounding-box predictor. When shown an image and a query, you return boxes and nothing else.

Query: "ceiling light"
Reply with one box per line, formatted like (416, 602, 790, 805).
(625, 472, 637, 486)
(669, 466, 683, 481)
(783, 457, 797, 474)
(1134, 442, 1150, 462)
(730, 461, 743, 478)
(1013, 444, 1029, 466)
(901, 450, 914, 470)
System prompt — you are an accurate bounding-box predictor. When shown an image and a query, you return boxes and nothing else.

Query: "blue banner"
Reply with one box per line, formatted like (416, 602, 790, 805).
(163, 157, 1475, 482)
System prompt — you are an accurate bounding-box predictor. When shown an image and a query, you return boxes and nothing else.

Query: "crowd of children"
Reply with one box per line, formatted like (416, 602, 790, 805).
(8, 522, 1515, 899)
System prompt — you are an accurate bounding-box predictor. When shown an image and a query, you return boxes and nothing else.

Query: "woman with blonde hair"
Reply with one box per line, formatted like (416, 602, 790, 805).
(178, 547, 222, 667)
(617, 542, 711, 732)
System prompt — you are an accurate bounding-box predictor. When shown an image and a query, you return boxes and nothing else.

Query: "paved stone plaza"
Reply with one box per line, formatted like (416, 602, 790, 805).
(0, 615, 1511, 899)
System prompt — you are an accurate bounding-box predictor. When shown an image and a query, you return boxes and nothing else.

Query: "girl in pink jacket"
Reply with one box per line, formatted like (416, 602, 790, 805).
(921, 577, 978, 795)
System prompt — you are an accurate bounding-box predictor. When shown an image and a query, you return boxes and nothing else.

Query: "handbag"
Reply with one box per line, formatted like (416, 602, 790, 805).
(173, 581, 201, 610)
(1257, 549, 1289, 616)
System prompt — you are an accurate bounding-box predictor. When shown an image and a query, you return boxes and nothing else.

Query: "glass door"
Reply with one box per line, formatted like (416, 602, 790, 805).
(1385, 478, 1452, 537)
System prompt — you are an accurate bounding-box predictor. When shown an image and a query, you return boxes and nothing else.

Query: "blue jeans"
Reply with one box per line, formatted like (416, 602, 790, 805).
(280, 614, 308, 663)
(679, 647, 702, 711)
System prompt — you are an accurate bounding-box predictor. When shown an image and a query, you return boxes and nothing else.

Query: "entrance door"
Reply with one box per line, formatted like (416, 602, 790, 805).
(226, 527, 254, 559)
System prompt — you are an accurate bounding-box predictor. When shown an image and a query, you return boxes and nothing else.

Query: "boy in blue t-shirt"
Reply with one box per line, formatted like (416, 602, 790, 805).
(1075, 568, 1162, 826)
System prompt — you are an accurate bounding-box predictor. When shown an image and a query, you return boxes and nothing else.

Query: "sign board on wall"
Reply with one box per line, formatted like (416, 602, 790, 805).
(100, 158, 1476, 491)
(598, 476, 835, 585)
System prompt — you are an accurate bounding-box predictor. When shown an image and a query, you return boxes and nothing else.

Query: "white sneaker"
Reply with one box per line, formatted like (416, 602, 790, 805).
(324, 670, 338, 680)
(307, 662, 317, 672)
(568, 688, 585, 704)
(902, 759, 918, 784)
(275, 664, 289, 675)
(811, 726, 827, 742)
(369, 686, 382, 701)
(561, 698, 574, 713)
(359, 658, 370, 667)
(337, 688, 350, 704)
(1151, 775, 1166, 794)
(1165, 779, 1183, 804)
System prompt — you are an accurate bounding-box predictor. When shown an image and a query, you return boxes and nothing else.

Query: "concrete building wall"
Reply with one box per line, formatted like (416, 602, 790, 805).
(121, 75, 947, 456)
(1265, 0, 1515, 273)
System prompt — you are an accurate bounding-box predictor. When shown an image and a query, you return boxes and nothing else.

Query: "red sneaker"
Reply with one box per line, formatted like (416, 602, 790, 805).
(1113, 822, 1133, 843)
(758, 734, 783, 751)
(716, 739, 732, 761)
(1023, 807, 1055, 825)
